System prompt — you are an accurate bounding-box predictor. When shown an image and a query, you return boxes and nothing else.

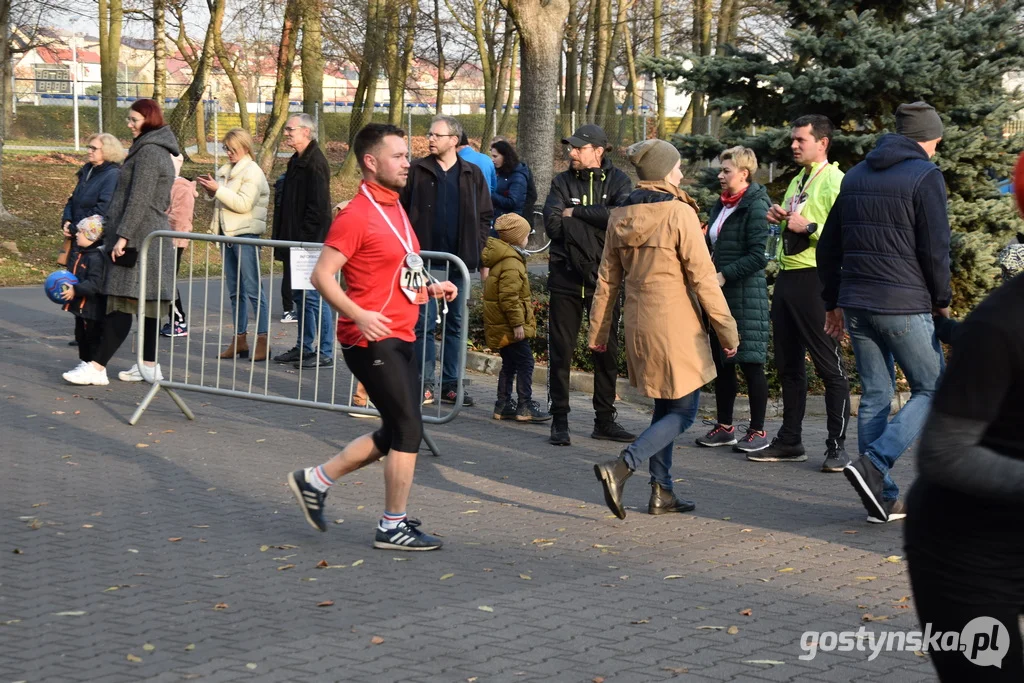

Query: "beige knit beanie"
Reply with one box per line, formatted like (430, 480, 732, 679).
(627, 139, 681, 181)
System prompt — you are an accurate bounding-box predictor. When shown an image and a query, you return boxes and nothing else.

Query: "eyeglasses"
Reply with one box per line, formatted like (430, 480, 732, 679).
(86, 145, 101, 151)
(567, 144, 593, 154)
(426, 131, 456, 139)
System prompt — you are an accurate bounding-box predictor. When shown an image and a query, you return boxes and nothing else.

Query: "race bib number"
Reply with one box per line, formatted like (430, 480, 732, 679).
(400, 266, 428, 304)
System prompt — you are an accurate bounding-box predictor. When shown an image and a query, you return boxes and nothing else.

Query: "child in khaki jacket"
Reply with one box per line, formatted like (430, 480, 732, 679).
(482, 214, 550, 422)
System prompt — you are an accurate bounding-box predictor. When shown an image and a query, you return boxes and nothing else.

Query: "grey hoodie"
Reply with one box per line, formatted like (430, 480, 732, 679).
(103, 125, 181, 301)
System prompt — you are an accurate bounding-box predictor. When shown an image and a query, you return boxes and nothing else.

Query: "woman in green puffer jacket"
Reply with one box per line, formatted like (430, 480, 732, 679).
(695, 146, 772, 454)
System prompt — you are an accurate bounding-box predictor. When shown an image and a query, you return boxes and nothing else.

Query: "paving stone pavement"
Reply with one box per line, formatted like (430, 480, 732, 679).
(0, 285, 938, 683)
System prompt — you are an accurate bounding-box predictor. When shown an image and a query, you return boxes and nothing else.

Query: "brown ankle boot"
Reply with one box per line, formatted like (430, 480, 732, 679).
(252, 334, 269, 362)
(220, 333, 249, 359)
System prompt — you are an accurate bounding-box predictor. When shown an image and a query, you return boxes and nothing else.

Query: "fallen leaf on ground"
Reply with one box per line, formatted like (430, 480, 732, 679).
(743, 660, 784, 665)
(478, 605, 494, 612)
(462, 510, 478, 514)
(592, 678, 605, 683)
(142, 643, 155, 652)
(213, 603, 228, 610)
(277, 564, 295, 571)
(894, 595, 911, 603)
(856, 576, 877, 581)
(662, 667, 689, 674)
(727, 626, 739, 635)
(439, 573, 454, 581)
(739, 609, 752, 616)
(82, 524, 93, 529)
(27, 519, 42, 530)
(740, 529, 752, 533)
(245, 663, 257, 670)
(316, 559, 329, 568)
(843, 530, 858, 534)
(777, 567, 795, 573)
(191, 525, 209, 528)
(168, 537, 182, 542)
(884, 555, 903, 563)
(696, 626, 724, 630)
(519, 574, 531, 580)
(531, 538, 556, 544)
(352, 559, 364, 567)
(135, 443, 149, 449)
(317, 600, 334, 607)
(862, 613, 888, 622)
(103, 586, 119, 592)
(370, 636, 385, 645)
(185, 644, 195, 651)
(663, 574, 685, 580)
(630, 619, 649, 624)
(126, 654, 142, 663)
(592, 544, 613, 548)
(260, 545, 270, 552)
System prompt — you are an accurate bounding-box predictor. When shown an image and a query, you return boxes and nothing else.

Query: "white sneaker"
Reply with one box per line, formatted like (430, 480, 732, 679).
(118, 363, 163, 382)
(64, 363, 109, 386)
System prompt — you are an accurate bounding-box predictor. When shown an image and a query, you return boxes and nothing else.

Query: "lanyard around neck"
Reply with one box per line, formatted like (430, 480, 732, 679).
(361, 183, 415, 254)
(797, 161, 829, 194)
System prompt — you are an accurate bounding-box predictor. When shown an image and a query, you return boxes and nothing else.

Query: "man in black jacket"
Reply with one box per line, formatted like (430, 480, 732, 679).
(818, 101, 951, 524)
(544, 124, 635, 446)
(402, 116, 493, 407)
(272, 113, 335, 368)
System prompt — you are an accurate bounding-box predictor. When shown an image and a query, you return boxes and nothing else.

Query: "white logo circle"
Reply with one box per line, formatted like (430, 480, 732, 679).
(960, 617, 1009, 668)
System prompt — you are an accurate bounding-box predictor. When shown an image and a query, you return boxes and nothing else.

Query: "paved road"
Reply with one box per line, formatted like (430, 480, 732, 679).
(0, 284, 936, 682)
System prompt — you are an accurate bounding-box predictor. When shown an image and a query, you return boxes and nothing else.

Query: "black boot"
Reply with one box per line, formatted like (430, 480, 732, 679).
(549, 414, 570, 446)
(591, 418, 636, 442)
(594, 455, 633, 519)
(648, 482, 696, 515)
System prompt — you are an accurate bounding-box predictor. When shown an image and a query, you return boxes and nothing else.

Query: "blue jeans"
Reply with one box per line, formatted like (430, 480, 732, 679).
(414, 269, 466, 388)
(292, 288, 334, 359)
(845, 309, 943, 501)
(622, 390, 701, 490)
(222, 235, 269, 336)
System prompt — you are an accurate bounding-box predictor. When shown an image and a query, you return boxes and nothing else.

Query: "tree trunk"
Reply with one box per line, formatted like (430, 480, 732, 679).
(98, 0, 123, 133)
(576, 0, 591, 125)
(653, 0, 664, 137)
(214, 25, 250, 132)
(301, 0, 324, 137)
(433, 0, 445, 113)
(562, 3, 578, 137)
(167, 0, 221, 160)
(0, 3, 15, 218)
(623, 18, 641, 141)
(340, 0, 384, 175)
(256, 0, 301, 173)
(499, 37, 517, 136)
(153, 0, 166, 105)
(488, 26, 514, 147)
(385, 0, 419, 126)
(507, 0, 570, 219)
(585, 0, 608, 119)
(594, 0, 631, 121)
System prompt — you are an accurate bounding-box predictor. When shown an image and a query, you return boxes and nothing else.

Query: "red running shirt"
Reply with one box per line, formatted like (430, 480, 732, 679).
(325, 181, 421, 347)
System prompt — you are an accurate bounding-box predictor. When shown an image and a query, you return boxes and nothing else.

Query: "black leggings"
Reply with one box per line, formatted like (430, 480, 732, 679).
(343, 338, 422, 454)
(94, 312, 159, 367)
(75, 317, 103, 363)
(169, 247, 186, 324)
(711, 335, 769, 431)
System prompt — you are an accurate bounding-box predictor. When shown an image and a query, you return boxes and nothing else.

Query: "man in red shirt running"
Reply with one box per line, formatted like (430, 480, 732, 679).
(287, 123, 458, 550)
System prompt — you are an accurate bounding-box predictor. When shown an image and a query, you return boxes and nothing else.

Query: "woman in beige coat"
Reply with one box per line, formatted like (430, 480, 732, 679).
(197, 128, 271, 361)
(590, 139, 740, 520)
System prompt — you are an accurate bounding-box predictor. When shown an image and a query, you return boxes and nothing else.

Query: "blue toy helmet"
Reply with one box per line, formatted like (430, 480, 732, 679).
(44, 269, 79, 304)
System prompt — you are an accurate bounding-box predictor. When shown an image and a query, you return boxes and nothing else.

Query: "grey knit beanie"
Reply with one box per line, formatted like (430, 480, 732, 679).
(627, 139, 681, 181)
(895, 102, 944, 142)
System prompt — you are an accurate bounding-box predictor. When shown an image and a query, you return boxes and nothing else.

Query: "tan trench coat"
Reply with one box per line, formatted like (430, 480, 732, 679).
(588, 181, 739, 400)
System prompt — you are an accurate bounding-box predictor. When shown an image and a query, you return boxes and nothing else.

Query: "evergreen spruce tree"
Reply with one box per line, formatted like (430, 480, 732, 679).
(647, 0, 1024, 311)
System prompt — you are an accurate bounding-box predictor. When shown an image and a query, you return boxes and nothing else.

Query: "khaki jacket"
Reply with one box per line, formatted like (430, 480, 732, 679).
(208, 155, 270, 237)
(589, 181, 739, 399)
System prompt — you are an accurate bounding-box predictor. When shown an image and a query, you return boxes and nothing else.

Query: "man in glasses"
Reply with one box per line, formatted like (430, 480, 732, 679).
(402, 115, 493, 407)
(543, 124, 634, 447)
(752, 114, 851, 472)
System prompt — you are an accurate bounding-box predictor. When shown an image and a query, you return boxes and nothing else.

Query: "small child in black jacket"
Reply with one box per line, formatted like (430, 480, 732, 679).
(61, 215, 110, 386)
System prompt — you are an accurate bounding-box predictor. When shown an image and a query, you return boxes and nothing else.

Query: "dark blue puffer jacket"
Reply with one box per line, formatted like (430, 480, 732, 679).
(492, 163, 528, 219)
(62, 161, 120, 228)
(818, 134, 951, 314)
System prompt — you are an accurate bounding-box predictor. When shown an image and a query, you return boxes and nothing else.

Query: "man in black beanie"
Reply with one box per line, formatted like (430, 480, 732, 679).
(817, 101, 951, 523)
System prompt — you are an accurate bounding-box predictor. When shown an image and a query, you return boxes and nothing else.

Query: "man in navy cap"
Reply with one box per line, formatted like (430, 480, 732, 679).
(542, 124, 634, 446)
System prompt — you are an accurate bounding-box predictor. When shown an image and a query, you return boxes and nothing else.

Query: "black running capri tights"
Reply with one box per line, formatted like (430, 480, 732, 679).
(342, 337, 422, 454)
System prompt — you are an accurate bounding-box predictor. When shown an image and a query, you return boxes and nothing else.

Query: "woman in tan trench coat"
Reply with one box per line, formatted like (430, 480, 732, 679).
(590, 139, 740, 520)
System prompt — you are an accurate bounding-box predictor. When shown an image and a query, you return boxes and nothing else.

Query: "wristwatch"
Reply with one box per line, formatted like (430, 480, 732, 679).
(806, 222, 818, 235)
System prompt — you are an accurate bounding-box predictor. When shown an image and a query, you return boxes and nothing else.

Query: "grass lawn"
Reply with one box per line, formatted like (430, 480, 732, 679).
(0, 154, 362, 287)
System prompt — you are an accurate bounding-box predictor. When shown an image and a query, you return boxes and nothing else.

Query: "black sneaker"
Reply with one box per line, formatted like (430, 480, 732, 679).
(843, 456, 888, 522)
(274, 346, 302, 363)
(821, 443, 850, 473)
(867, 498, 907, 524)
(591, 419, 636, 443)
(550, 414, 570, 446)
(287, 469, 327, 532)
(516, 399, 551, 422)
(373, 519, 443, 551)
(440, 385, 474, 406)
(746, 438, 807, 462)
(695, 420, 738, 447)
(493, 398, 518, 420)
(294, 355, 333, 369)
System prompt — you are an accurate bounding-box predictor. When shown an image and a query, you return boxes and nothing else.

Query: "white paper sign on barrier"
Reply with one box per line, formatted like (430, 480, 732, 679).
(288, 247, 322, 291)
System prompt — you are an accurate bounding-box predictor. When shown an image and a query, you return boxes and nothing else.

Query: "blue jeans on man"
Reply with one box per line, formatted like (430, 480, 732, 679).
(845, 309, 944, 501)
(414, 269, 466, 390)
(292, 288, 334, 360)
(622, 390, 701, 490)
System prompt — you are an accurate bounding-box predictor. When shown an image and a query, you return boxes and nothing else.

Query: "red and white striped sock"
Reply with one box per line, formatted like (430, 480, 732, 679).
(306, 465, 334, 493)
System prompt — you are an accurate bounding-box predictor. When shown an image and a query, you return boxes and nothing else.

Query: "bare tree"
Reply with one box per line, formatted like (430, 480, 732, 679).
(153, 0, 166, 105)
(256, 0, 301, 173)
(339, 0, 385, 175)
(506, 0, 569, 207)
(383, 0, 418, 126)
(0, 0, 16, 219)
(300, 0, 323, 135)
(98, 0, 123, 132)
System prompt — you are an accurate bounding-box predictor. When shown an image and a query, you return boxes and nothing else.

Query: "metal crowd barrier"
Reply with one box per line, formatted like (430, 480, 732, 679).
(130, 230, 471, 457)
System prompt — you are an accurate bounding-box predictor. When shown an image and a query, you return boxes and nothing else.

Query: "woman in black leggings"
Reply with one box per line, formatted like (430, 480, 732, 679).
(905, 250, 1024, 682)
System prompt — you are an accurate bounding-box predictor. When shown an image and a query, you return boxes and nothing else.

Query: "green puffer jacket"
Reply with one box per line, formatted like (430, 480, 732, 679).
(707, 183, 771, 364)
(482, 237, 537, 350)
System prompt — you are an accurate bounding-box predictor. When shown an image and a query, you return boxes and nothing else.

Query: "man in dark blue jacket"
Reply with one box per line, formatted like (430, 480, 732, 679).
(817, 101, 951, 524)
